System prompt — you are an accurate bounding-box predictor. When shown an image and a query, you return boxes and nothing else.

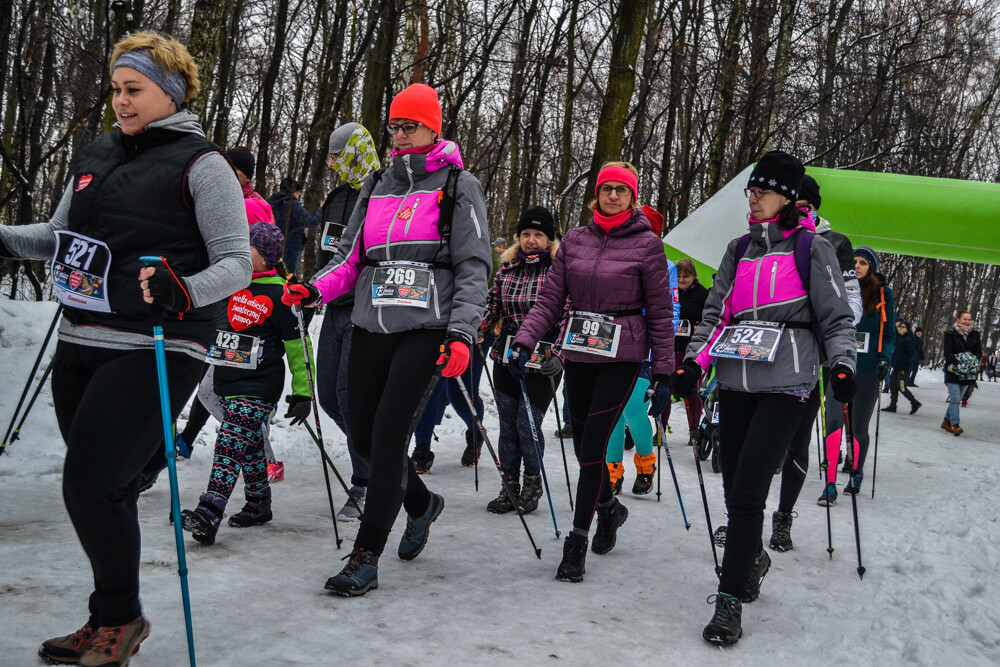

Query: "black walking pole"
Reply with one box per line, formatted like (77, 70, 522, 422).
(301, 421, 363, 516)
(2, 306, 60, 456)
(818, 373, 835, 559)
(518, 377, 560, 537)
(871, 389, 880, 499)
(684, 397, 721, 576)
(292, 304, 341, 549)
(3, 356, 55, 453)
(654, 417, 690, 530)
(842, 401, 866, 580)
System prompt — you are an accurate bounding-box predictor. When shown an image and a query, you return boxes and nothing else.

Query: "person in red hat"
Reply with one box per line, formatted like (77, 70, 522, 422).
(282, 82, 492, 596)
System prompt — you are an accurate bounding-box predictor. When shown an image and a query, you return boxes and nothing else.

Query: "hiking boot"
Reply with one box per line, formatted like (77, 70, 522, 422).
(325, 548, 379, 597)
(555, 532, 588, 582)
(78, 615, 150, 667)
(713, 525, 728, 548)
(486, 479, 519, 514)
(742, 548, 771, 603)
(398, 493, 444, 561)
(554, 425, 572, 439)
(632, 451, 656, 495)
(941, 418, 954, 433)
(844, 472, 864, 496)
(517, 473, 543, 513)
(461, 429, 482, 467)
(909, 401, 922, 415)
(591, 498, 628, 554)
(961, 398, 968, 408)
(817, 482, 838, 507)
(607, 461, 624, 496)
(266, 460, 285, 483)
(38, 623, 117, 664)
(337, 485, 366, 522)
(411, 446, 434, 474)
(769, 510, 794, 552)
(703, 593, 743, 646)
(181, 493, 227, 545)
(881, 405, 897, 413)
(952, 424, 964, 436)
(228, 487, 273, 527)
(137, 462, 166, 494)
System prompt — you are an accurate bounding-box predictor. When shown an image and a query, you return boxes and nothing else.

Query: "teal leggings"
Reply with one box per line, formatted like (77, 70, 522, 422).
(606, 378, 653, 463)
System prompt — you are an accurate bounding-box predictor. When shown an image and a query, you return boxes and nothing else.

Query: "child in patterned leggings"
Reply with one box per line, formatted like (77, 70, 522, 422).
(182, 218, 313, 545)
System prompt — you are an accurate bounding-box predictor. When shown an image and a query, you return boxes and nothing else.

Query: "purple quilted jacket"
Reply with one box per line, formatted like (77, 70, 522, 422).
(514, 210, 675, 374)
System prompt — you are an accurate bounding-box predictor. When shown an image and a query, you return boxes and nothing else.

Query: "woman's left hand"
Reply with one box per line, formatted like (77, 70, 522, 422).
(139, 262, 191, 312)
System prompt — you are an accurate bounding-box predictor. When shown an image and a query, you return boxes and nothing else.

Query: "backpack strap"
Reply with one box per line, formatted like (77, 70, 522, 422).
(437, 165, 462, 239)
(734, 233, 752, 263)
(793, 228, 814, 292)
(355, 167, 388, 267)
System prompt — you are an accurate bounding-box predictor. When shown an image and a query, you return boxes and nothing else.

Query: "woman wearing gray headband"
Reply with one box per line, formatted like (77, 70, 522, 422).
(0, 31, 252, 665)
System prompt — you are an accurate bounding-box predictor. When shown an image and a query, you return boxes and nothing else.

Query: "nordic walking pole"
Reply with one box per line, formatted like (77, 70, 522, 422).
(544, 350, 573, 510)
(451, 347, 541, 558)
(468, 354, 480, 491)
(291, 298, 341, 549)
(842, 401, 866, 580)
(2, 305, 60, 455)
(871, 388, 880, 499)
(654, 417, 690, 530)
(818, 372, 834, 559)
(684, 396, 720, 576)
(4, 356, 54, 453)
(518, 377, 560, 538)
(301, 421, 363, 516)
(139, 257, 196, 666)
(815, 409, 823, 480)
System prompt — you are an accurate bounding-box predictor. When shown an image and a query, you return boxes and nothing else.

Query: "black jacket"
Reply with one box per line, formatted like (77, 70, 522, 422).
(677, 279, 709, 354)
(313, 184, 360, 308)
(891, 331, 918, 372)
(943, 327, 983, 386)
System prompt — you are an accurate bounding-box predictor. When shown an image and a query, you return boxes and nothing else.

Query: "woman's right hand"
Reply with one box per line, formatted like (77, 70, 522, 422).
(670, 358, 702, 398)
(282, 275, 321, 307)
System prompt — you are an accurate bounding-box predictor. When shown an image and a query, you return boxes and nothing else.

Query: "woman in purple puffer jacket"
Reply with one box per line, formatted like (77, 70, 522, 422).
(511, 162, 675, 583)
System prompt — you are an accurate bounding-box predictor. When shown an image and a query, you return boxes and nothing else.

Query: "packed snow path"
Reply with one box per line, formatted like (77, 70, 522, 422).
(1, 301, 998, 664)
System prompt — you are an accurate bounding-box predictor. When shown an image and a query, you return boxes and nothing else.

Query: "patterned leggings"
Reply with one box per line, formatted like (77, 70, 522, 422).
(207, 396, 275, 500)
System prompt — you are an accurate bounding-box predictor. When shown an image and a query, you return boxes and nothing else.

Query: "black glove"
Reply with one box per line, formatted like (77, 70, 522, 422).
(284, 394, 312, 426)
(670, 358, 702, 399)
(507, 344, 531, 379)
(876, 361, 890, 381)
(141, 258, 191, 312)
(646, 375, 672, 416)
(830, 364, 857, 403)
(539, 354, 563, 377)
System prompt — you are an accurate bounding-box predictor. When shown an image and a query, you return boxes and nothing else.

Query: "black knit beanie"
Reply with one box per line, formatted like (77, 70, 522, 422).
(799, 174, 821, 209)
(747, 150, 805, 200)
(226, 147, 255, 178)
(516, 206, 555, 241)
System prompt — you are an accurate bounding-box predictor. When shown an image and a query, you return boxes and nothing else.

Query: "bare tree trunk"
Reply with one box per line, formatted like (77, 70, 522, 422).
(254, 0, 291, 191)
(705, 0, 745, 197)
(362, 0, 401, 156)
(187, 0, 231, 123)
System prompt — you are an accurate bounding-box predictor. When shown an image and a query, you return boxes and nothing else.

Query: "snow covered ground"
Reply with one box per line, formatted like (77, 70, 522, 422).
(1, 299, 998, 665)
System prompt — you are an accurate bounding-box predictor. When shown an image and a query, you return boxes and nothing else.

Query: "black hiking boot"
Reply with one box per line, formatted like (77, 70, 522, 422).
(461, 429, 482, 467)
(486, 479, 519, 514)
(181, 493, 227, 545)
(228, 487, 273, 527)
(591, 498, 628, 554)
(769, 510, 794, 552)
(703, 593, 743, 646)
(325, 548, 379, 597)
(555, 532, 588, 582)
(741, 548, 771, 603)
(398, 493, 444, 561)
(517, 473, 543, 513)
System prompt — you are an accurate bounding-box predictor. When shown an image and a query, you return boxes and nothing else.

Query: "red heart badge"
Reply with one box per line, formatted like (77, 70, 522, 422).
(68, 271, 82, 290)
(398, 286, 410, 298)
(588, 336, 598, 347)
(76, 175, 93, 191)
(398, 207, 412, 221)
(738, 345, 751, 357)
(225, 349, 236, 360)
(227, 290, 272, 331)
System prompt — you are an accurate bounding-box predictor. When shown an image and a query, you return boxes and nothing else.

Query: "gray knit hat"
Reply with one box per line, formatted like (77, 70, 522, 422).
(329, 122, 361, 156)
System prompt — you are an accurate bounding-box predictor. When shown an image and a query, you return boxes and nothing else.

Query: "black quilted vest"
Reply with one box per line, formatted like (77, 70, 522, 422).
(64, 128, 221, 347)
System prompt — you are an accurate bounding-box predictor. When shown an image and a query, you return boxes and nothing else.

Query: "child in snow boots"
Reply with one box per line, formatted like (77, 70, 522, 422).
(182, 219, 314, 545)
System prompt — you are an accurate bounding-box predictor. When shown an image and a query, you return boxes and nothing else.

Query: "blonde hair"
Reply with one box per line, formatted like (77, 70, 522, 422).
(110, 31, 200, 103)
(501, 238, 560, 264)
(588, 161, 641, 212)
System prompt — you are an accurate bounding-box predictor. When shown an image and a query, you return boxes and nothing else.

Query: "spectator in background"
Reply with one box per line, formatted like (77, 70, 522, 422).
(908, 327, 924, 387)
(226, 146, 273, 221)
(882, 318, 921, 415)
(269, 177, 316, 273)
(942, 310, 982, 435)
(988, 351, 998, 382)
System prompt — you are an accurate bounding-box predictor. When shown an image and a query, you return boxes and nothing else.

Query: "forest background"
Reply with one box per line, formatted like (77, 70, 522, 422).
(2, 0, 998, 363)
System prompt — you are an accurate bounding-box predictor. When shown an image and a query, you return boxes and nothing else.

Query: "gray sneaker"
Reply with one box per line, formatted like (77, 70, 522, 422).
(337, 486, 366, 522)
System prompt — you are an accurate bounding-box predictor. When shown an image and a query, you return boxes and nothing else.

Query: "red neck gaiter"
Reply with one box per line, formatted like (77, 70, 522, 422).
(392, 141, 439, 157)
(593, 209, 631, 233)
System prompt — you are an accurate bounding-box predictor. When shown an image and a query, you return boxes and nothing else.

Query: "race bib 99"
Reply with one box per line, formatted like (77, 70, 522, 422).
(563, 311, 621, 358)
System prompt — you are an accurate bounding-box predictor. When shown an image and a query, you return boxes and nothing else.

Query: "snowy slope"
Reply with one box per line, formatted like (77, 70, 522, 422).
(1, 300, 998, 666)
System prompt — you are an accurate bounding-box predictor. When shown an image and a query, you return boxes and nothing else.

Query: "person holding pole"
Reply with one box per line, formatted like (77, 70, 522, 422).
(671, 151, 856, 646)
(282, 83, 491, 597)
(509, 161, 675, 583)
(479, 205, 565, 514)
(0, 31, 250, 664)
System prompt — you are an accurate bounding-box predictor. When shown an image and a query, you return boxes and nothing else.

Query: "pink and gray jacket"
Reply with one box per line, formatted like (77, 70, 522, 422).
(311, 140, 491, 343)
(513, 210, 675, 374)
(685, 213, 856, 393)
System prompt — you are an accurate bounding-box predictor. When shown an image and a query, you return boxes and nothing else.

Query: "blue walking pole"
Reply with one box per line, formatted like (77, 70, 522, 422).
(518, 377, 560, 538)
(142, 256, 196, 666)
(654, 417, 690, 530)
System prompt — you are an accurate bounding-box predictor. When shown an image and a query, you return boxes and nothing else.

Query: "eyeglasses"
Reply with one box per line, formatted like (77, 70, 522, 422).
(386, 122, 424, 135)
(598, 184, 632, 198)
(744, 188, 772, 199)
(896, 323, 907, 328)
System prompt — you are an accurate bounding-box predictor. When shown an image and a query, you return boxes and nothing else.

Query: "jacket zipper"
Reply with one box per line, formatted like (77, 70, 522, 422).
(385, 155, 416, 261)
(373, 272, 389, 333)
(404, 197, 419, 235)
(742, 359, 749, 391)
(432, 274, 441, 319)
(769, 260, 778, 299)
(826, 266, 841, 298)
(790, 329, 800, 373)
(470, 206, 483, 238)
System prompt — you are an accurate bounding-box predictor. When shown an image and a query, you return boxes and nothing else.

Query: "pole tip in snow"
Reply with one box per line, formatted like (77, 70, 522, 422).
(685, 522, 691, 531)
(534, 548, 542, 559)
(857, 566, 866, 580)
(827, 547, 835, 559)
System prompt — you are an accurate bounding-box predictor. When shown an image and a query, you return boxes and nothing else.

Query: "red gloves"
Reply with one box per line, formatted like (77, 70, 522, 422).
(281, 275, 321, 307)
(437, 339, 470, 378)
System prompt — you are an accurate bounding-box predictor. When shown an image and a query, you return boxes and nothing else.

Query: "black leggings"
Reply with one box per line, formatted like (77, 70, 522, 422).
(51, 341, 203, 627)
(564, 360, 639, 532)
(348, 327, 445, 555)
(778, 383, 821, 512)
(718, 389, 808, 598)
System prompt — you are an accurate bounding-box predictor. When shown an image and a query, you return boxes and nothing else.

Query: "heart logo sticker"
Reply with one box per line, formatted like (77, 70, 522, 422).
(227, 290, 273, 331)
(225, 349, 236, 360)
(398, 286, 410, 298)
(738, 345, 751, 357)
(68, 271, 83, 290)
(76, 175, 93, 191)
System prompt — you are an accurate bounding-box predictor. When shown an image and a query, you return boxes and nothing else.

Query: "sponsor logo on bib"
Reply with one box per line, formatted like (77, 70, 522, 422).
(588, 336, 598, 347)
(225, 349, 236, 360)
(398, 286, 410, 297)
(68, 271, 83, 290)
(76, 175, 93, 191)
(398, 207, 412, 221)
(227, 289, 273, 331)
(738, 345, 751, 357)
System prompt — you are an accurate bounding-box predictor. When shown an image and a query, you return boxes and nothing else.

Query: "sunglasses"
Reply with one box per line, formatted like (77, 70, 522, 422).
(386, 122, 425, 135)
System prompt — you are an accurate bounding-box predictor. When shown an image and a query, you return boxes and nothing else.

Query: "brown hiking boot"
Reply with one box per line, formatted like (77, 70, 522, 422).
(39, 623, 97, 663)
(78, 616, 150, 667)
(941, 418, 954, 433)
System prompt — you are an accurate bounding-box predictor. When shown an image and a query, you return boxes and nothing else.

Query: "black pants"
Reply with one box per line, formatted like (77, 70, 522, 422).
(718, 389, 808, 598)
(564, 360, 639, 532)
(777, 383, 821, 512)
(888, 367, 917, 408)
(181, 366, 212, 443)
(348, 327, 444, 555)
(51, 341, 203, 627)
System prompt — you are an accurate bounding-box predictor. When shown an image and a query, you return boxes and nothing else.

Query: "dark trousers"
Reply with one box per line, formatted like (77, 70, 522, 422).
(888, 367, 917, 408)
(718, 389, 808, 598)
(778, 383, 821, 513)
(52, 341, 202, 626)
(493, 364, 559, 480)
(316, 306, 369, 487)
(348, 327, 444, 555)
(564, 360, 639, 532)
(412, 337, 489, 447)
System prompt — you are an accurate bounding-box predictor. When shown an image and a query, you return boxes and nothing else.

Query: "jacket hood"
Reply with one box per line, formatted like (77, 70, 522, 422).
(270, 191, 291, 206)
(423, 139, 465, 172)
(812, 211, 832, 234)
(116, 109, 207, 137)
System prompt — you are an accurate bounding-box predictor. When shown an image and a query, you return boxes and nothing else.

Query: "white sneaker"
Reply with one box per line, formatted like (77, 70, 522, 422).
(337, 486, 366, 522)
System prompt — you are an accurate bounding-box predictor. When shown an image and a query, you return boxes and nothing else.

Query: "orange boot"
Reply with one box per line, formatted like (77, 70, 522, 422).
(632, 452, 657, 495)
(607, 462, 624, 495)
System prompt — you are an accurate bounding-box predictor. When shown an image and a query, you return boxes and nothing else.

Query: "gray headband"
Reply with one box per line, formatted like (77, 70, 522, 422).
(113, 50, 187, 108)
